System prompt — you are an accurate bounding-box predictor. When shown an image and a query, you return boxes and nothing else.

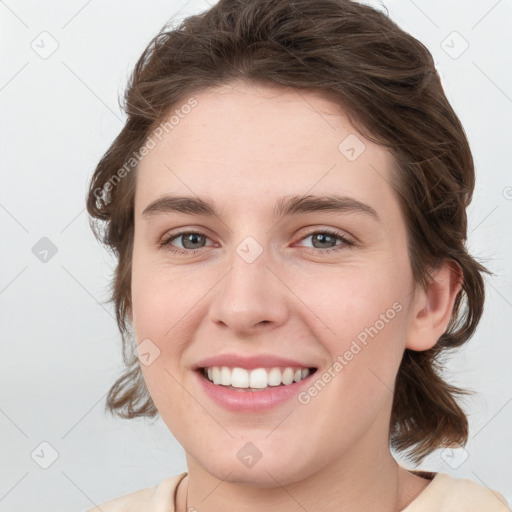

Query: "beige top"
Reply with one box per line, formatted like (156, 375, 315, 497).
(87, 470, 510, 512)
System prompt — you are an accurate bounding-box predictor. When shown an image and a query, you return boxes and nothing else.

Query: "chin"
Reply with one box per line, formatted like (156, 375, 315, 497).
(192, 448, 315, 488)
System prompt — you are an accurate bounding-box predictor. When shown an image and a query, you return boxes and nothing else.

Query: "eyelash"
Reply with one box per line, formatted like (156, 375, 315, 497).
(158, 228, 354, 256)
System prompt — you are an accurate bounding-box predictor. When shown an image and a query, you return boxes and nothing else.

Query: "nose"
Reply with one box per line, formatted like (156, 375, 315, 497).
(208, 242, 289, 336)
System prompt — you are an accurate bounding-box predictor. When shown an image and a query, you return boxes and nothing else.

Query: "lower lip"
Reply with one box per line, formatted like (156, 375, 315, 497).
(194, 369, 317, 412)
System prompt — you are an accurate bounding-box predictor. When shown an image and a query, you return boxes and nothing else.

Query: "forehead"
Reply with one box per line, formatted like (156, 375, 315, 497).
(135, 81, 400, 224)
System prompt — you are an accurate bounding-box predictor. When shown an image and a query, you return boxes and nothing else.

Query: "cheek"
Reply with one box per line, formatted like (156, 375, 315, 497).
(130, 262, 189, 412)
(131, 256, 202, 340)
(298, 261, 407, 335)
(293, 263, 409, 388)
(295, 270, 408, 428)
(130, 260, 212, 402)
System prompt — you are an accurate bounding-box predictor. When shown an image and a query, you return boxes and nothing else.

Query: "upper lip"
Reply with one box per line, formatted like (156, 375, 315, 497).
(192, 353, 318, 371)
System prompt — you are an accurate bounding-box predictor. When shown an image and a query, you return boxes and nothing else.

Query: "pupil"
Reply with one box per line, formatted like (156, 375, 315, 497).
(315, 233, 333, 248)
(182, 233, 335, 250)
(184, 233, 203, 249)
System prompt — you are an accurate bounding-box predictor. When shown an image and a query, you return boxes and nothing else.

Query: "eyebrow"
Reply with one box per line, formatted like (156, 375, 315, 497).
(142, 194, 380, 222)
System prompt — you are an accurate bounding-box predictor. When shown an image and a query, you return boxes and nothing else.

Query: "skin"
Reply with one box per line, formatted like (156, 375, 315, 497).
(129, 80, 462, 512)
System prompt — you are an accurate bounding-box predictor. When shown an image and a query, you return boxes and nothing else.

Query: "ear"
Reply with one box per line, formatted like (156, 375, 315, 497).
(406, 259, 463, 351)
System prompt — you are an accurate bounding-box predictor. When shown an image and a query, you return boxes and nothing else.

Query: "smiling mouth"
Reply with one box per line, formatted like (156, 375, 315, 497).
(196, 366, 318, 391)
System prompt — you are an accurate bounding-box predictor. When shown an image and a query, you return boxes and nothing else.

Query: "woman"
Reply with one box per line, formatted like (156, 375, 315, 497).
(85, 0, 509, 510)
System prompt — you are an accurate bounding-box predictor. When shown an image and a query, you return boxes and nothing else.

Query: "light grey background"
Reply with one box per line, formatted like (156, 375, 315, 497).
(1, 0, 511, 510)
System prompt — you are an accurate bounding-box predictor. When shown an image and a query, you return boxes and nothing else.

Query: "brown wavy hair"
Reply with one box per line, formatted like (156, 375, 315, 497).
(86, 0, 492, 465)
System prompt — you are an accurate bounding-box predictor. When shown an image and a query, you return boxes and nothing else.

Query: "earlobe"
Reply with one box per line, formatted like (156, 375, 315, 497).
(405, 260, 463, 352)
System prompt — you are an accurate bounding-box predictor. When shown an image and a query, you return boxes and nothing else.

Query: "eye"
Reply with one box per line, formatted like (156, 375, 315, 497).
(159, 230, 213, 254)
(294, 229, 354, 254)
(158, 228, 354, 255)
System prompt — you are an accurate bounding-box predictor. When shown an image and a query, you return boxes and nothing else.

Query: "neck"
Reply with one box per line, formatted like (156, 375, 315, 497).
(176, 411, 426, 512)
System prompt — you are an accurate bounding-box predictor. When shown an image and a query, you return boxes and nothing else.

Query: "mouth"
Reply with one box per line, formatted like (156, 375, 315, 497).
(193, 364, 319, 411)
(195, 365, 318, 392)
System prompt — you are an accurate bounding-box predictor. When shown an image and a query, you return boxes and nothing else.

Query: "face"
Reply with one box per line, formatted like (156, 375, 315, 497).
(131, 80, 419, 486)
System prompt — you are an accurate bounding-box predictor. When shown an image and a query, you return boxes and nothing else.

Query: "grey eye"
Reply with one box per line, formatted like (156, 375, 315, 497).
(176, 233, 207, 249)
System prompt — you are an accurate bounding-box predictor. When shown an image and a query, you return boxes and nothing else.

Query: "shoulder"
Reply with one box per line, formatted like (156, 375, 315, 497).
(405, 472, 510, 512)
(86, 472, 187, 512)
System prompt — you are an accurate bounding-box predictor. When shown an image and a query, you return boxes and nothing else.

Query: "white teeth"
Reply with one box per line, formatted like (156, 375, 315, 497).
(231, 367, 249, 388)
(282, 367, 294, 385)
(202, 366, 312, 389)
(249, 368, 268, 389)
(268, 367, 282, 386)
(220, 366, 231, 386)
